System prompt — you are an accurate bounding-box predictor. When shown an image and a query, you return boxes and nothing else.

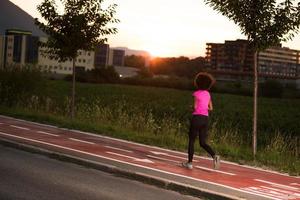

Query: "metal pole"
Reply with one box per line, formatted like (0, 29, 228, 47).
(253, 51, 258, 157)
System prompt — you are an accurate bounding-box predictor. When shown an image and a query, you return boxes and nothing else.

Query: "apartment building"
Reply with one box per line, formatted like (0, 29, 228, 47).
(206, 39, 300, 79)
(258, 47, 299, 78)
(206, 40, 253, 72)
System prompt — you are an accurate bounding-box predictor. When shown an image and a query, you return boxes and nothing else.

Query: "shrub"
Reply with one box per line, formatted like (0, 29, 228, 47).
(260, 80, 284, 98)
(64, 66, 120, 83)
(0, 65, 46, 107)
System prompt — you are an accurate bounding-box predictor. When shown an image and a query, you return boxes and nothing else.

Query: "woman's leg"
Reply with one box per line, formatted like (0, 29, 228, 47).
(198, 119, 215, 158)
(188, 117, 199, 163)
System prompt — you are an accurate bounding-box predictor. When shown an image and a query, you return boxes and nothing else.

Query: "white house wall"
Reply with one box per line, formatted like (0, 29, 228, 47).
(38, 37, 94, 75)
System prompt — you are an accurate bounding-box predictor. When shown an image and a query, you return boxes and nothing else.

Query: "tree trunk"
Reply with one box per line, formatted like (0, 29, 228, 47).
(71, 57, 76, 119)
(253, 51, 258, 157)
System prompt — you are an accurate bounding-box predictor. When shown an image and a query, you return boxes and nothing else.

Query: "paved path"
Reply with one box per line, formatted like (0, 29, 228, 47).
(0, 145, 199, 200)
(0, 115, 299, 200)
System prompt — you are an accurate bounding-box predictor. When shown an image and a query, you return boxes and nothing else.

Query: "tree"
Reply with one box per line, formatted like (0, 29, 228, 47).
(149, 56, 206, 78)
(204, 0, 300, 156)
(124, 55, 146, 68)
(35, 0, 119, 119)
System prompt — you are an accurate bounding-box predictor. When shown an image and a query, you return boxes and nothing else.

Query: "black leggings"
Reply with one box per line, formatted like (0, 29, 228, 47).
(188, 115, 215, 162)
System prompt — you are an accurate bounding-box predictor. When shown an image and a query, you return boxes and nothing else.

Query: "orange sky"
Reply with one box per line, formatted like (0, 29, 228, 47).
(9, 0, 300, 58)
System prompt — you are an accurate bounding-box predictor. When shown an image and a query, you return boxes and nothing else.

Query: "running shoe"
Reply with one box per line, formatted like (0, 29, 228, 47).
(213, 155, 220, 169)
(182, 162, 193, 169)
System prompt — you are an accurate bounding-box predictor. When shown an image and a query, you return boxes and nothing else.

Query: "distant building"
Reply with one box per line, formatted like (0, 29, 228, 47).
(0, 1, 130, 76)
(0, 0, 46, 37)
(38, 37, 95, 75)
(109, 48, 125, 66)
(4, 29, 35, 67)
(206, 39, 300, 80)
(258, 47, 299, 78)
(38, 38, 94, 74)
(0, 30, 127, 75)
(94, 43, 109, 69)
(206, 40, 254, 73)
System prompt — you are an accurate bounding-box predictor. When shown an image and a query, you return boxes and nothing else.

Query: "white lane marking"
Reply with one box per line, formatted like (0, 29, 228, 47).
(10, 125, 29, 130)
(1, 115, 296, 179)
(149, 150, 196, 161)
(255, 179, 299, 191)
(0, 131, 283, 200)
(104, 146, 132, 153)
(68, 129, 296, 177)
(0, 115, 57, 128)
(261, 186, 300, 197)
(150, 151, 184, 159)
(37, 131, 59, 137)
(291, 183, 300, 186)
(242, 187, 285, 200)
(194, 166, 236, 176)
(69, 138, 95, 145)
(147, 155, 178, 163)
(107, 151, 154, 164)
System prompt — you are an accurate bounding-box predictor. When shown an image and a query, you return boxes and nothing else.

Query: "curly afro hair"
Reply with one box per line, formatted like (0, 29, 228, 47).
(194, 72, 216, 90)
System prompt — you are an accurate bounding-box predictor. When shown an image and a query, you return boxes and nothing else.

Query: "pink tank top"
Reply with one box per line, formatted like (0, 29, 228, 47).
(192, 90, 210, 116)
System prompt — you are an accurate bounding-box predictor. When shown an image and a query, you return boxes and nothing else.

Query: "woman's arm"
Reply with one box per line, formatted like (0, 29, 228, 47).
(194, 97, 197, 110)
(208, 100, 213, 111)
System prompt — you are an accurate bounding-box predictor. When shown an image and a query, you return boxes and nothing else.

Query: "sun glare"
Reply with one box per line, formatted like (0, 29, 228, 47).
(142, 33, 178, 58)
(146, 46, 172, 58)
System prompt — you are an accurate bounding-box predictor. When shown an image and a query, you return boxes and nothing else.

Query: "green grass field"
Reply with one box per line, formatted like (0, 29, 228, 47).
(1, 80, 299, 175)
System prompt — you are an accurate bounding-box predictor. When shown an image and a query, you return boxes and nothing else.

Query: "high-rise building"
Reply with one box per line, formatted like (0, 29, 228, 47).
(258, 47, 299, 78)
(206, 39, 253, 73)
(206, 39, 300, 79)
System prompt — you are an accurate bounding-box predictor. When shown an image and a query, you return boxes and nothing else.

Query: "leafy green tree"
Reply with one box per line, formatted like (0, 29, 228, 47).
(35, 0, 119, 119)
(204, 0, 300, 156)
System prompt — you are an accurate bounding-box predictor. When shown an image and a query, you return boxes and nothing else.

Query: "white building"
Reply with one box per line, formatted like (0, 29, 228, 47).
(0, 30, 128, 77)
(38, 37, 95, 74)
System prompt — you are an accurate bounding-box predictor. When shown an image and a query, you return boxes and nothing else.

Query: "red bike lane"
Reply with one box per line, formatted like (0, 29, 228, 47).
(0, 115, 299, 200)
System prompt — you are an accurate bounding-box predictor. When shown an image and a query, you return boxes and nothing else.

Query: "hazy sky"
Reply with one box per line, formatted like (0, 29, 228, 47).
(9, 0, 300, 58)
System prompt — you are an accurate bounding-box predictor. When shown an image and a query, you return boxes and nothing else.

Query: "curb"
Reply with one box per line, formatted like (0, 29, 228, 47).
(0, 138, 241, 200)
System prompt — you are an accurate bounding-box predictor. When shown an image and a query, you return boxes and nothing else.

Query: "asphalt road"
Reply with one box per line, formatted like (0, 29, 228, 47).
(0, 145, 200, 200)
